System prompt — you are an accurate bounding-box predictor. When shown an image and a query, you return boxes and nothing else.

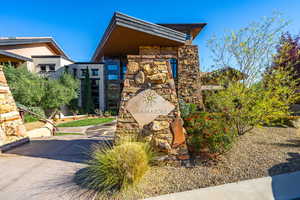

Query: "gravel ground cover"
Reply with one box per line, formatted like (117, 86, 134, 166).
(96, 127, 300, 200)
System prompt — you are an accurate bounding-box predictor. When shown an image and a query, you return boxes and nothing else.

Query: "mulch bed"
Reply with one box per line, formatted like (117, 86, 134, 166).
(105, 127, 300, 200)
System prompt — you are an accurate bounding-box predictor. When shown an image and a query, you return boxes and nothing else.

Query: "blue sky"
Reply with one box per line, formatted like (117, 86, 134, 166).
(1, 0, 299, 71)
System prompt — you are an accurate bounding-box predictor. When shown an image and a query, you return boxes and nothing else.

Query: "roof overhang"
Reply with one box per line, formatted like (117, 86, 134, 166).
(0, 50, 33, 62)
(0, 37, 70, 59)
(157, 23, 206, 40)
(31, 55, 74, 63)
(92, 12, 188, 61)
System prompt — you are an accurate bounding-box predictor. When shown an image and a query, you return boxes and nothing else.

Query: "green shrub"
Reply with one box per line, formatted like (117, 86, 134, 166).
(24, 114, 38, 123)
(78, 141, 153, 193)
(20, 106, 45, 123)
(184, 112, 236, 155)
(179, 99, 198, 118)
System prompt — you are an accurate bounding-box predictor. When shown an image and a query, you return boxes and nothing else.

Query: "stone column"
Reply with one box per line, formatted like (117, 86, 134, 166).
(116, 55, 188, 160)
(177, 45, 203, 108)
(0, 65, 27, 145)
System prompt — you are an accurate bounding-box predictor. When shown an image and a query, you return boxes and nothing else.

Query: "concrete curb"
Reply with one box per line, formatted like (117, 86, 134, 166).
(0, 137, 30, 153)
(145, 171, 300, 200)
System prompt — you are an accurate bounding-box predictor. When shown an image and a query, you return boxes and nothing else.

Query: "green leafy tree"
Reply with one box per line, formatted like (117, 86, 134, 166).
(82, 67, 94, 113)
(205, 14, 299, 135)
(3, 65, 45, 107)
(3, 65, 79, 116)
(207, 12, 290, 85)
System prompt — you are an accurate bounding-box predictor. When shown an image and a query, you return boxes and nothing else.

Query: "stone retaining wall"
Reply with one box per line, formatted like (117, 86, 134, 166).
(0, 66, 26, 145)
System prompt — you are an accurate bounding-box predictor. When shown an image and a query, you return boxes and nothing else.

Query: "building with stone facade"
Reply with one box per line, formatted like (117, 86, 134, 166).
(0, 13, 206, 115)
(91, 12, 206, 112)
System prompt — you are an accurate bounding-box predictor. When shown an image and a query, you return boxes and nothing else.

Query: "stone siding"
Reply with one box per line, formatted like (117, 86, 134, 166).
(0, 66, 26, 145)
(116, 55, 188, 159)
(139, 46, 178, 57)
(177, 45, 202, 107)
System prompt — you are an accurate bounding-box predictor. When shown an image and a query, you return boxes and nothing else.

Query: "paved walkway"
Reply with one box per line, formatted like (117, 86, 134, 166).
(0, 122, 116, 200)
(146, 171, 300, 200)
(57, 120, 116, 135)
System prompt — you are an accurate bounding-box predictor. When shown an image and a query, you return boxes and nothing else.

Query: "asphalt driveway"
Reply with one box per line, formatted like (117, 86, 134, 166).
(0, 123, 115, 200)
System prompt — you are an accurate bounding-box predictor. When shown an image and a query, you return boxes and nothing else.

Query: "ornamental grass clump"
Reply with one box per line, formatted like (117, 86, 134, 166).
(78, 141, 153, 193)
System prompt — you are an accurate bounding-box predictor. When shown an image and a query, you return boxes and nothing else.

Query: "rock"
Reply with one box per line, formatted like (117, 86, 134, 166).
(0, 104, 12, 114)
(171, 117, 186, 148)
(168, 79, 176, 90)
(148, 73, 167, 84)
(124, 79, 130, 87)
(154, 138, 171, 152)
(127, 62, 140, 74)
(0, 126, 6, 145)
(16, 124, 27, 136)
(134, 71, 145, 84)
(151, 121, 169, 131)
(154, 61, 168, 71)
(141, 63, 153, 75)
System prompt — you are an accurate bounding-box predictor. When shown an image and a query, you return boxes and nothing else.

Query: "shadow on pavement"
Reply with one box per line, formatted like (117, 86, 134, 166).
(5, 138, 112, 164)
(268, 152, 300, 200)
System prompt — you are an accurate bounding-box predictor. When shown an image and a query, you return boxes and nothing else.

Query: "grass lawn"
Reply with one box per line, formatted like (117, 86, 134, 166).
(55, 132, 84, 136)
(57, 117, 114, 127)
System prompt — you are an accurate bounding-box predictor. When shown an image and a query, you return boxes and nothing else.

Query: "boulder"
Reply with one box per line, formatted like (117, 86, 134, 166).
(134, 71, 145, 84)
(148, 73, 167, 84)
(170, 117, 186, 147)
(150, 121, 169, 131)
(154, 138, 172, 152)
(141, 63, 153, 75)
(127, 62, 140, 74)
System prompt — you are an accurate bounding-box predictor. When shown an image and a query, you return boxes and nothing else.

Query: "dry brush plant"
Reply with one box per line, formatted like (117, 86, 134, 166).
(75, 140, 154, 195)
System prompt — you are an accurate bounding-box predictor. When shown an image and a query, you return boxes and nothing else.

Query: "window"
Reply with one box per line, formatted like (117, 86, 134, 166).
(73, 68, 77, 77)
(107, 65, 118, 71)
(91, 69, 99, 76)
(169, 58, 178, 79)
(39, 64, 55, 72)
(40, 65, 46, 72)
(108, 74, 118, 80)
(121, 63, 127, 80)
(48, 64, 55, 71)
(81, 69, 88, 76)
(186, 33, 191, 40)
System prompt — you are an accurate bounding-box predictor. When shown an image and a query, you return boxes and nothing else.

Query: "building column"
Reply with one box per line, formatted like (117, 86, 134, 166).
(177, 45, 203, 108)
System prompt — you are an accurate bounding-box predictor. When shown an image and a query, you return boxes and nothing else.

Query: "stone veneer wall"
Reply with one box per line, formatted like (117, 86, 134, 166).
(140, 45, 203, 107)
(177, 45, 202, 107)
(139, 46, 178, 57)
(116, 55, 188, 158)
(0, 66, 26, 146)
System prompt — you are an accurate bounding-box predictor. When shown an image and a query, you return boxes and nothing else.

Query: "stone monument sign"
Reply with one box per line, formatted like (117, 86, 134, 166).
(116, 55, 188, 159)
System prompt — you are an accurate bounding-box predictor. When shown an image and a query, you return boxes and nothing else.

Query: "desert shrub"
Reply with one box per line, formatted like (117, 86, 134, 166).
(184, 112, 236, 155)
(77, 141, 153, 193)
(179, 100, 198, 118)
(206, 68, 300, 135)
